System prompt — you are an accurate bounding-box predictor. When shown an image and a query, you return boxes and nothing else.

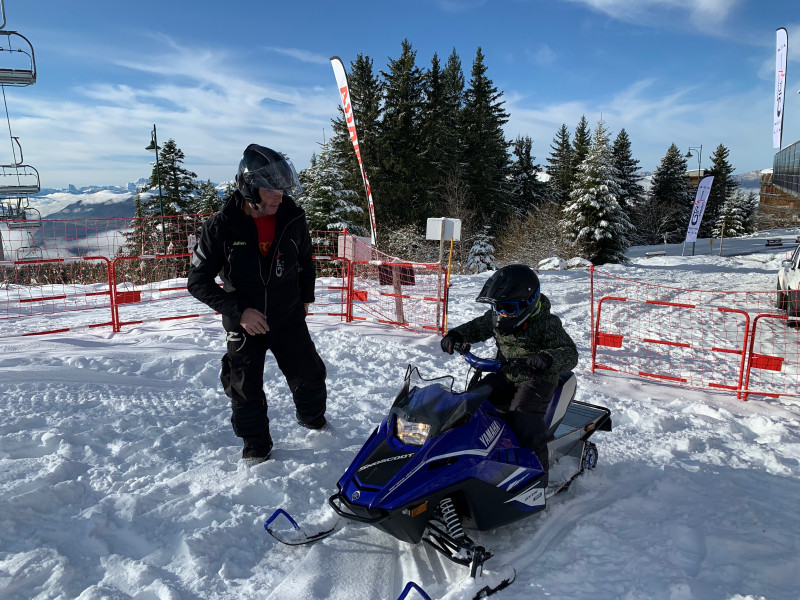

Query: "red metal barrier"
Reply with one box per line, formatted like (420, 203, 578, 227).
(0, 255, 114, 337)
(0, 219, 447, 338)
(741, 313, 799, 401)
(590, 267, 799, 401)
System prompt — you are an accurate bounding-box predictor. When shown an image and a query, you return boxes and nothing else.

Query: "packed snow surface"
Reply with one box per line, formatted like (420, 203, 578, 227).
(1, 241, 799, 600)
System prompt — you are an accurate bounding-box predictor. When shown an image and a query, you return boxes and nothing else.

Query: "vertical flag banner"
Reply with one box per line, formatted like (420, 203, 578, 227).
(774, 27, 788, 149)
(330, 56, 378, 247)
(684, 176, 715, 243)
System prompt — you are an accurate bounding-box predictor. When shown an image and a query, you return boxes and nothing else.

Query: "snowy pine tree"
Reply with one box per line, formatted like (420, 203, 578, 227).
(560, 119, 631, 265)
(508, 135, 547, 216)
(546, 124, 573, 206)
(741, 190, 759, 234)
(713, 190, 746, 238)
(611, 128, 644, 215)
(298, 142, 366, 235)
(466, 225, 498, 273)
(196, 180, 222, 214)
(639, 144, 693, 244)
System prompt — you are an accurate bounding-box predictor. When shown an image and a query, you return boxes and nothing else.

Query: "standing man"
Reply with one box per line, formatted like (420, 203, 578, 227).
(188, 144, 327, 463)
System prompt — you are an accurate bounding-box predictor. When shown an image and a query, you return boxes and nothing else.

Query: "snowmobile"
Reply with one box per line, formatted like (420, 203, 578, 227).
(266, 345, 611, 599)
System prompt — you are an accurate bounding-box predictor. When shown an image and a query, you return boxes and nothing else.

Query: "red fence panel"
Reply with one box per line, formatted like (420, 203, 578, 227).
(590, 267, 799, 400)
(0, 218, 446, 337)
(0, 256, 114, 337)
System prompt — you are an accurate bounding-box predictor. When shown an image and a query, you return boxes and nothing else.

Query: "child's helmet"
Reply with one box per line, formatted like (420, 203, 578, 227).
(236, 144, 302, 203)
(476, 264, 541, 333)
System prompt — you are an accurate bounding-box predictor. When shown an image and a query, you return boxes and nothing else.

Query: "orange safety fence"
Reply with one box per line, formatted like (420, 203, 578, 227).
(590, 267, 799, 401)
(0, 215, 447, 337)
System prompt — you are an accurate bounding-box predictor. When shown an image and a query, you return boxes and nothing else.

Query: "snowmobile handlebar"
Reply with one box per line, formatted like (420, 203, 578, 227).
(451, 342, 503, 372)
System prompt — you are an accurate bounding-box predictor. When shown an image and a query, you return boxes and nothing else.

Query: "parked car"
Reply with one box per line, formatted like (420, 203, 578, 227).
(777, 245, 800, 317)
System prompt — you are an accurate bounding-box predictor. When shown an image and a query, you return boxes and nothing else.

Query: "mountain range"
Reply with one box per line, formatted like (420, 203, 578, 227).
(27, 170, 765, 221)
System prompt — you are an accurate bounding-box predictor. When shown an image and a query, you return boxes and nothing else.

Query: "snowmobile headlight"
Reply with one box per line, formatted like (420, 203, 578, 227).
(395, 417, 430, 446)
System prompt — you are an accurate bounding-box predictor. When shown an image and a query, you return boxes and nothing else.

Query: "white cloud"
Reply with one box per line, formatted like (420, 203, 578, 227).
(264, 47, 331, 65)
(563, 0, 740, 28)
(6, 37, 339, 188)
(505, 77, 775, 175)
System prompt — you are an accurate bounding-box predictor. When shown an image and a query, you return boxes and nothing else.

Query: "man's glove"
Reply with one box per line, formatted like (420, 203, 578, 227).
(440, 331, 463, 355)
(525, 353, 553, 372)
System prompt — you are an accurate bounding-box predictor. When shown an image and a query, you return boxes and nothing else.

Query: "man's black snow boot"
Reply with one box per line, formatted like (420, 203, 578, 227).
(296, 413, 327, 430)
(242, 437, 273, 463)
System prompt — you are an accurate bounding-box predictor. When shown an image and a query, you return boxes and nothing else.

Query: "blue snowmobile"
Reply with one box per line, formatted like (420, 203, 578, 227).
(266, 345, 611, 598)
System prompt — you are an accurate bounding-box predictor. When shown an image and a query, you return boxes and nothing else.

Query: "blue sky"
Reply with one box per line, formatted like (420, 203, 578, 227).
(3, 0, 797, 188)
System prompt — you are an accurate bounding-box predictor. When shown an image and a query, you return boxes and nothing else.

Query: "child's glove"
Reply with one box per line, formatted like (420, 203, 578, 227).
(525, 353, 553, 373)
(440, 331, 463, 355)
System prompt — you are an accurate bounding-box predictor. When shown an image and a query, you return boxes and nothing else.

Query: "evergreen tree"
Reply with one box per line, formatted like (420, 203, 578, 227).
(641, 144, 693, 244)
(611, 128, 644, 214)
(298, 142, 366, 235)
(461, 47, 511, 228)
(741, 190, 759, 235)
(121, 193, 160, 258)
(508, 135, 547, 216)
(142, 139, 199, 254)
(466, 225, 498, 273)
(379, 39, 425, 226)
(546, 124, 573, 206)
(703, 144, 739, 238)
(144, 139, 199, 216)
(561, 119, 631, 264)
(196, 180, 222, 214)
(713, 189, 746, 238)
(571, 116, 592, 178)
(421, 49, 464, 218)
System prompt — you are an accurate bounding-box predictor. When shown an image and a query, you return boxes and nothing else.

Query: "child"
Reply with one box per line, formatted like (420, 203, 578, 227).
(440, 264, 578, 480)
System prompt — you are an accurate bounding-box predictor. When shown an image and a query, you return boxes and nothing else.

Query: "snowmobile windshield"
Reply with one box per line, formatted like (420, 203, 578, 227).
(390, 367, 491, 438)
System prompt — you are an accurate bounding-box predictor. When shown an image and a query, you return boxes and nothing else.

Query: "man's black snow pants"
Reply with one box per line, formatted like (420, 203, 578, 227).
(220, 319, 327, 453)
(479, 372, 555, 476)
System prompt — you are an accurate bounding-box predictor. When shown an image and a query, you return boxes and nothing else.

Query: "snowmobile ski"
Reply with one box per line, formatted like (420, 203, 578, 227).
(264, 508, 341, 546)
(395, 566, 515, 600)
(396, 581, 432, 600)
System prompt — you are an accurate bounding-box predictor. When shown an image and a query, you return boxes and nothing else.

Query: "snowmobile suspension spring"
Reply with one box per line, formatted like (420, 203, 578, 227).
(438, 497, 465, 540)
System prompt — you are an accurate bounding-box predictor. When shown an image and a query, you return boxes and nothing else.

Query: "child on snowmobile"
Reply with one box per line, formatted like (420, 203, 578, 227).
(440, 264, 578, 482)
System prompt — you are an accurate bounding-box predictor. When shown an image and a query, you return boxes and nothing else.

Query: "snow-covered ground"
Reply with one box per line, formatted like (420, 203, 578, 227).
(1, 239, 799, 600)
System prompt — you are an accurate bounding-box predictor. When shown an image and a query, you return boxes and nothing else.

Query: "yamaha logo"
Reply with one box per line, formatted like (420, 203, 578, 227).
(351, 491, 361, 501)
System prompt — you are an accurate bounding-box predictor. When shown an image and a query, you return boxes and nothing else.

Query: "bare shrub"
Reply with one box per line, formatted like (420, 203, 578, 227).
(495, 203, 575, 266)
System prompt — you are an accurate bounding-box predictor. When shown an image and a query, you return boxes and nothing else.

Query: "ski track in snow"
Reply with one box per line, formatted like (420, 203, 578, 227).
(1, 241, 800, 599)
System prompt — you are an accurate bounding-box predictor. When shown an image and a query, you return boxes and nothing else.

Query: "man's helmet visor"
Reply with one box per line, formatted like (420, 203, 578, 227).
(243, 161, 297, 193)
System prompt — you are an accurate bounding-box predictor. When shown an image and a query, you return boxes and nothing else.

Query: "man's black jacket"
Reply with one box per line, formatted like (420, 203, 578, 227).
(187, 191, 315, 332)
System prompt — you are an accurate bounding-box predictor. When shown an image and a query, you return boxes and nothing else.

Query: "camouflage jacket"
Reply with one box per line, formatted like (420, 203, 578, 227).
(449, 293, 578, 385)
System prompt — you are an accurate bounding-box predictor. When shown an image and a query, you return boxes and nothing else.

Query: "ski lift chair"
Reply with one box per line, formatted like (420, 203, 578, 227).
(0, 30, 36, 86)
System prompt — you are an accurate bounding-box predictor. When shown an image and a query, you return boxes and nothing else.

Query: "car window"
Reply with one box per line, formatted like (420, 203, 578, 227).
(794, 246, 800, 269)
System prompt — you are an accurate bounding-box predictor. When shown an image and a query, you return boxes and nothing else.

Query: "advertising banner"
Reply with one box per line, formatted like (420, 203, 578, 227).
(774, 28, 788, 149)
(330, 56, 378, 247)
(684, 176, 715, 243)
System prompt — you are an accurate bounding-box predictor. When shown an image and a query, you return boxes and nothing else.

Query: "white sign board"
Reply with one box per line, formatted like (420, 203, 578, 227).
(337, 234, 372, 262)
(426, 218, 462, 241)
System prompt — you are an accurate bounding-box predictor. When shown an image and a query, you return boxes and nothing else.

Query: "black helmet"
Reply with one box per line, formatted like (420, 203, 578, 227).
(476, 264, 541, 333)
(235, 144, 302, 203)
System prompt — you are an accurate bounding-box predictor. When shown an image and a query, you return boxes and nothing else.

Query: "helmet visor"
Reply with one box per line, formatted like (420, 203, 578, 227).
(493, 296, 540, 317)
(243, 159, 301, 197)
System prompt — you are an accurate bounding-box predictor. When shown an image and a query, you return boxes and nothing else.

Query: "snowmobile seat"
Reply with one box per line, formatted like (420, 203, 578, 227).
(544, 371, 577, 438)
